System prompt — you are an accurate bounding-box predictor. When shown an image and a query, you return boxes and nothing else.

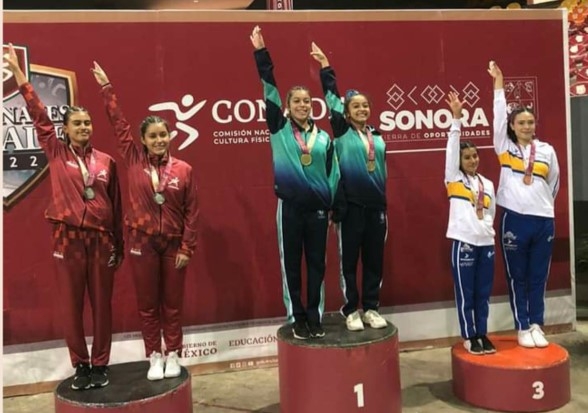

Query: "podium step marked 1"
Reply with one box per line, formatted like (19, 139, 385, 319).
(54, 361, 192, 413)
(278, 312, 402, 413)
(452, 336, 571, 412)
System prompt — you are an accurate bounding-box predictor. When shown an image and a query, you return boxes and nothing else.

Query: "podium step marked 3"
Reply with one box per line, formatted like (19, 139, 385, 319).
(452, 336, 571, 412)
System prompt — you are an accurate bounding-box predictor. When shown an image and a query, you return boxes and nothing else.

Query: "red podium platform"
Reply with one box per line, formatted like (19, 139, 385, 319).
(277, 313, 401, 413)
(54, 361, 192, 413)
(452, 336, 570, 412)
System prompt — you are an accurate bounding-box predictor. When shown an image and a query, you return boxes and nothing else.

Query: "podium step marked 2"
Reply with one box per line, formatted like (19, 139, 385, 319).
(452, 336, 571, 412)
(278, 312, 402, 413)
(54, 361, 192, 413)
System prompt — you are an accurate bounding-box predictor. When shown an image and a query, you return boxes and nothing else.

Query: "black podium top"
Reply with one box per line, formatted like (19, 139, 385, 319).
(277, 313, 398, 348)
(55, 361, 189, 405)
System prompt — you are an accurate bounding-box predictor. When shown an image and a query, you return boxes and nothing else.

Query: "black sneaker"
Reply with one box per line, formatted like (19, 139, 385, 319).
(90, 365, 110, 388)
(71, 363, 92, 390)
(308, 323, 325, 338)
(292, 321, 310, 340)
(463, 338, 484, 355)
(479, 335, 497, 354)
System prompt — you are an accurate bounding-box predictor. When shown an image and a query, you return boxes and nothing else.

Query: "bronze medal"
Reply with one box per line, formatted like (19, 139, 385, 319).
(153, 193, 166, 205)
(367, 160, 376, 172)
(301, 153, 312, 166)
(476, 209, 484, 220)
(523, 174, 533, 185)
(83, 186, 95, 200)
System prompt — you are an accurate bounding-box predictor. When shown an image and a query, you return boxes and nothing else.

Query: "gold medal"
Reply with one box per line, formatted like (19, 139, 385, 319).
(523, 175, 533, 185)
(367, 160, 376, 172)
(153, 193, 166, 205)
(83, 187, 95, 200)
(301, 153, 312, 166)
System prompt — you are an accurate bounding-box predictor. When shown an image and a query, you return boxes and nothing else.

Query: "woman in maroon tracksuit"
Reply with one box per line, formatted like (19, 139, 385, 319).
(92, 62, 199, 381)
(4, 45, 124, 390)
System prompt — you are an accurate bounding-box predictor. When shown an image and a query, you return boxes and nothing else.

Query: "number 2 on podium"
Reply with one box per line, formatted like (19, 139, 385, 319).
(354, 383, 365, 407)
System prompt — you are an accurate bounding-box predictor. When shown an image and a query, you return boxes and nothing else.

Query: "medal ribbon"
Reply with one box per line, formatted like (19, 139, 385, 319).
(517, 141, 536, 178)
(70, 145, 97, 187)
(291, 122, 318, 156)
(356, 128, 375, 162)
(150, 156, 174, 193)
(470, 175, 485, 217)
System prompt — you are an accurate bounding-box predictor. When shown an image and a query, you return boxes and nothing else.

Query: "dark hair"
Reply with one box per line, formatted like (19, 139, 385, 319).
(343, 89, 371, 116)
(62, 106, 90, 143)
(140, 115, 170, 137)
(459, 141, 478, 173)
(507, 105, 535, 143)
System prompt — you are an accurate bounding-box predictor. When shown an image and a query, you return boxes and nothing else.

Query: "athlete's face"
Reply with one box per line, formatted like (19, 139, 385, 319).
(460, 147, 479, 176)
(510, 112, 536, 144)
(346, 95, 371, 127)
(287, 90, 312, 126)
(63, 112, 93, 147)
(141, 122, 170, 156)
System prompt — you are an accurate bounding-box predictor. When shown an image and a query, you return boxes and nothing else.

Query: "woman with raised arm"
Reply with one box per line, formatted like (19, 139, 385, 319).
(3, 45, 124, 390)
(250, 26, 340, 340)
(92, 62, 199, 379)
(489, 61, 560, 348)
(310, 43, 388, 332)
(444, 92, 496, 355)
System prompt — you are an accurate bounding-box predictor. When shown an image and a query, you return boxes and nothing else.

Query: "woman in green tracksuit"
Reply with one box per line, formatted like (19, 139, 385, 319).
(311, 42, 388, 332)
(250, 26, 339, 340)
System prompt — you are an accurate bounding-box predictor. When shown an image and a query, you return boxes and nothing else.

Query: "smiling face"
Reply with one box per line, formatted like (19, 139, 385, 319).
(460, 147, 479, 176)
(63, 111, 92, 147)
(345, 95, 371, 127)
(510, 111, 536, 144)
(286, 88, 312, 126)
(141, 122, 171, 156)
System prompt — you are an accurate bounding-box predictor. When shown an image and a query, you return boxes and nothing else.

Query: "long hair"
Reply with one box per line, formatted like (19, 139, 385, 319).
(459, 140, 478, 174)
(284, 86, 310, 118)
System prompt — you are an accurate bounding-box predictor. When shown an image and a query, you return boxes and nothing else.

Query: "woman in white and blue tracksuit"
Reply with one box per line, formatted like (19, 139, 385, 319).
(444, 92, 496, 355)
(250, 27, 340, 340)
(489, 61, 560, 349)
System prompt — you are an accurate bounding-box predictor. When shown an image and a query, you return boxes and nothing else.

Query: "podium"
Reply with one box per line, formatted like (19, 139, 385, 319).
(452, 336, 571, 412)
(54, 361, 192, 413)
(277, 313, 402, 413)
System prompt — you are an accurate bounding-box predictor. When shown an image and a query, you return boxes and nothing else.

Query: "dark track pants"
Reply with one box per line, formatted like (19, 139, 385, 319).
(500, 209, 555, 331)
(52, 223, 115, 367)
(276, 199, 329, 325)
(450, 240, 495, 339)
(128, 228, 187, 357)
(337, 204, 387, 317)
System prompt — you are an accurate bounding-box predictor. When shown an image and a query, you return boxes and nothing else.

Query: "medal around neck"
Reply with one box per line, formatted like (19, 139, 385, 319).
(300, 153, 312, 166)
(367, 160, 376, 172)
(523, 174, 533, 185)
(154, 192, 166, 205)
(83, 186, 95, 200)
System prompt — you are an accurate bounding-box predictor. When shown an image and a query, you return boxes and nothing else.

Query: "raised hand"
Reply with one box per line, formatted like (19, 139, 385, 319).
(91, 61, 110, 87)
(445, 91, 463, 119)
(3, 43, 27, 86)
(310, 42, 330, 68)
(250, 25, 265, 50)
(487, 60, 503, 79)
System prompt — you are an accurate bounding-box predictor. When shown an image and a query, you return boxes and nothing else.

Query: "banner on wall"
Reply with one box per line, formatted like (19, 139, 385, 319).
(2, 9, 573, 389)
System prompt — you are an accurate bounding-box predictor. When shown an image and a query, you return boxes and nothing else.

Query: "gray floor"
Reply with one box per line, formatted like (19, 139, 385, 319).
(4, 320, 588, 413)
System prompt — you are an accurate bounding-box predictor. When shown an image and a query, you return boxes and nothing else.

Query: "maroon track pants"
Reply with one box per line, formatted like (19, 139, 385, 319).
(128, 229, 187, 357)
(52, 223, 115, 367)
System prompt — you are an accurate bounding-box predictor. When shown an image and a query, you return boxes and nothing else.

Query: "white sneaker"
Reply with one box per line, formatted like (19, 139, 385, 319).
(346, 311, 364, 331)
(517, 329, 536, 348)
(147, 352, 164, 380)
(164, 350, 181, 378)
(530, 324, 549, 348)
(361, 310, 387, 329)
